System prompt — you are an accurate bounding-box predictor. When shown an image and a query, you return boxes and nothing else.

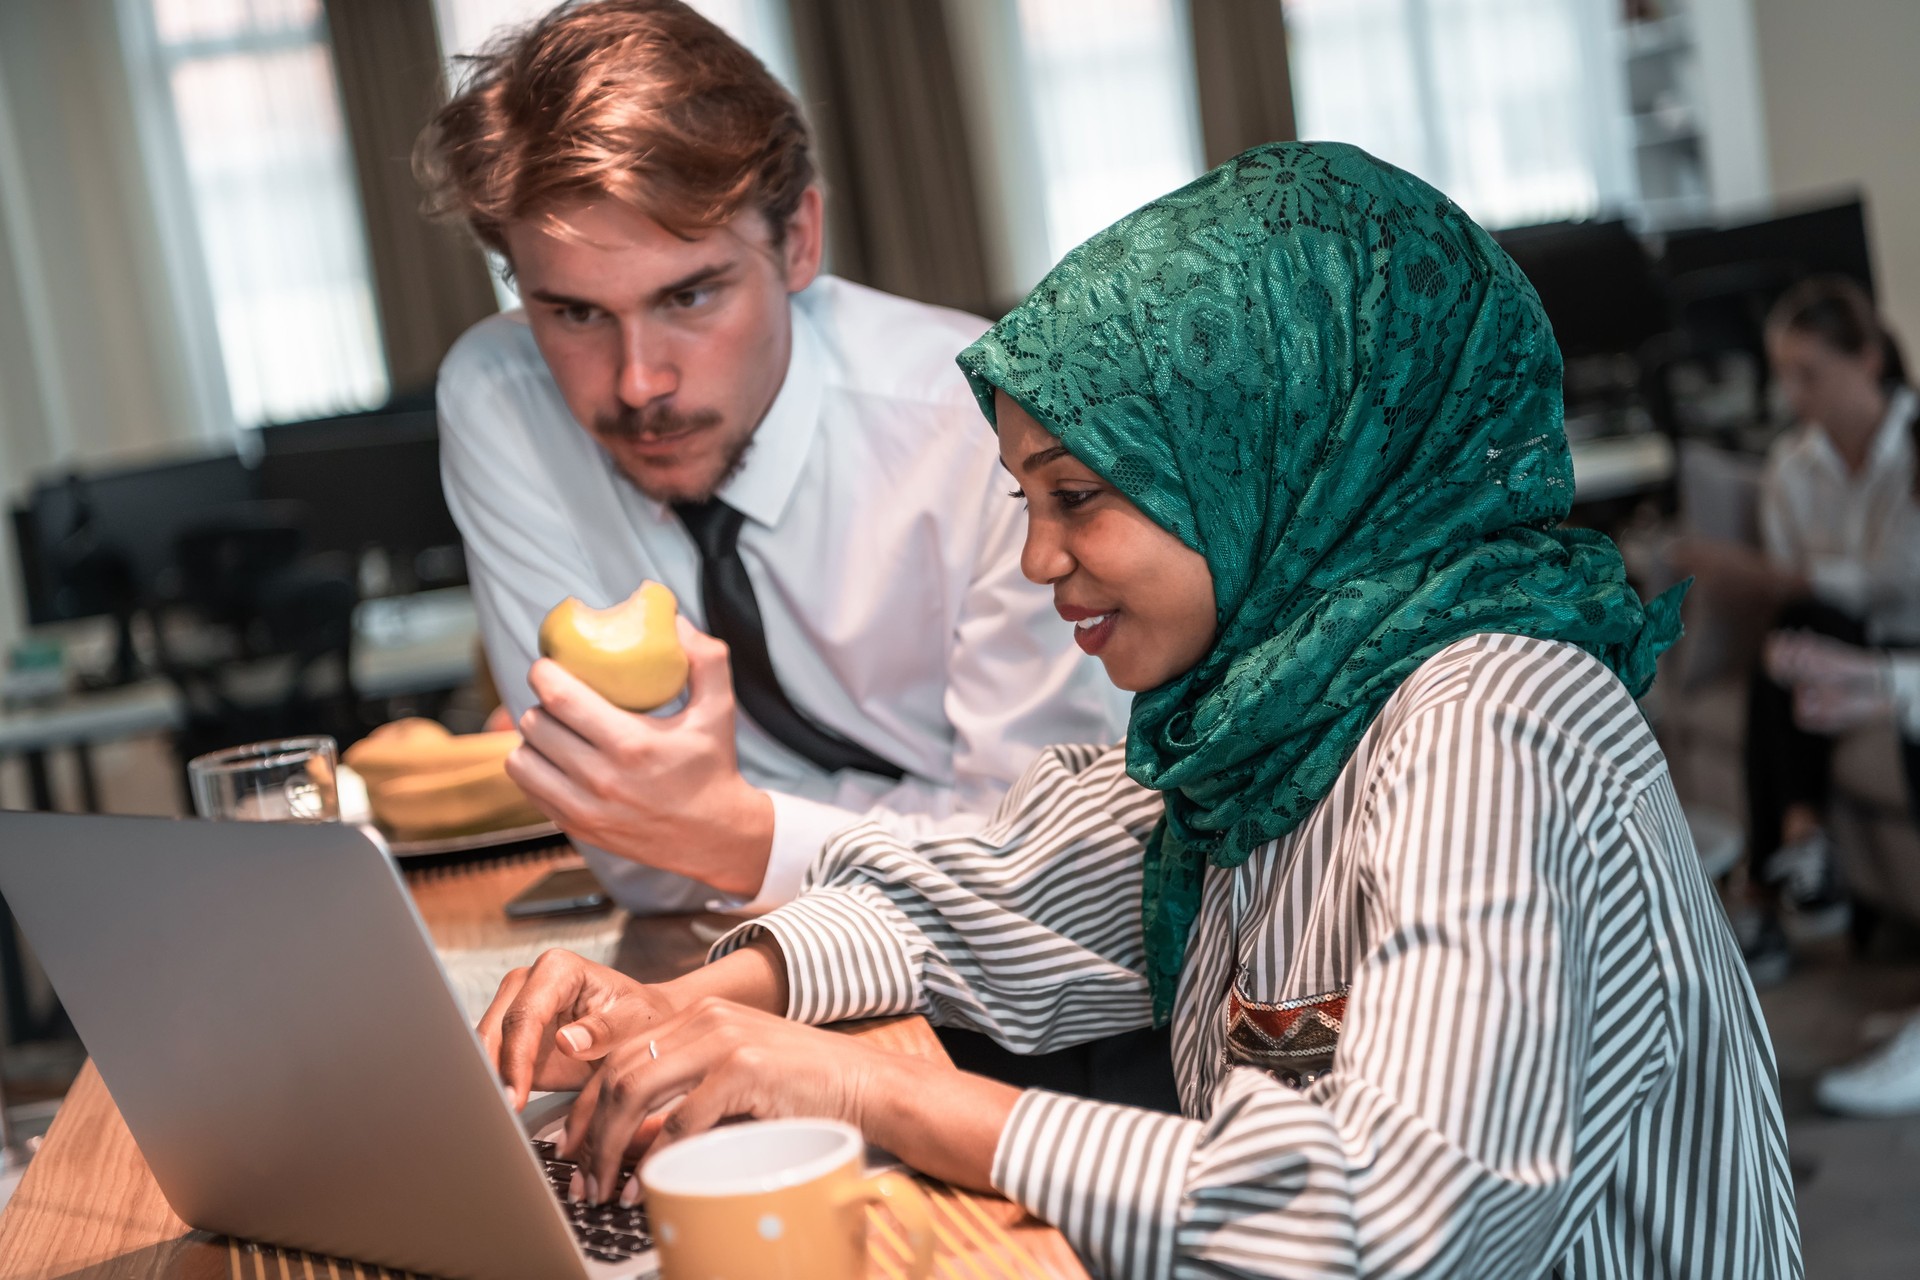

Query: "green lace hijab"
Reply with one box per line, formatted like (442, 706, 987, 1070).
(957, 143, 1685, 1023)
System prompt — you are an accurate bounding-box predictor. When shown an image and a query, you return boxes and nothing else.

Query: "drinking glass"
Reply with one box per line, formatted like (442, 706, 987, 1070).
(188, 736, 340, 822)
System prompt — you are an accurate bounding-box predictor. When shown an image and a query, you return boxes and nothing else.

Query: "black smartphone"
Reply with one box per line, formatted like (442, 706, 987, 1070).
(503, 866, 612, 919)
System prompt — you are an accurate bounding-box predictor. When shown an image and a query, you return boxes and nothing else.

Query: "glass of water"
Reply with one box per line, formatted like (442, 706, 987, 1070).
(188, 736, 340, 822)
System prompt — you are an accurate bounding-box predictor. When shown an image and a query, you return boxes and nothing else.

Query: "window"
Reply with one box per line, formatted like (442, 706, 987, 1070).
(1014, 0, 1204, 268)
(1285, 0, 1630, 229)
(139, 0, 388, 428)
(950, 0, 1205, 301)
(431, 0, 556, 63)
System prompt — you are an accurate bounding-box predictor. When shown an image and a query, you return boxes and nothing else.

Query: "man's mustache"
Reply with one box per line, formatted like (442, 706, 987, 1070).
(594, 404, 722, 443)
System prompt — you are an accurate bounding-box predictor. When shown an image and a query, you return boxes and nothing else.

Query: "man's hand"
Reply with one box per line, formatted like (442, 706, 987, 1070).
(506, 617, 776, 898)
(478, 948, 681, 1110)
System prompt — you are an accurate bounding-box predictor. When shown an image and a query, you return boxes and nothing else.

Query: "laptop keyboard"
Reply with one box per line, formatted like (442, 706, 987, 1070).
(532, 1138, 653, 1263)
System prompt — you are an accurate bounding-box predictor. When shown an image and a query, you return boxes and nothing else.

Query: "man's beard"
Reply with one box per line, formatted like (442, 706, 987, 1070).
(594, 403, 752, 505)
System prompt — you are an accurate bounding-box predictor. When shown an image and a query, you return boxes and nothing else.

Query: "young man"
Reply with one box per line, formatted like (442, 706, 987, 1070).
(415, 0, 1122, 917)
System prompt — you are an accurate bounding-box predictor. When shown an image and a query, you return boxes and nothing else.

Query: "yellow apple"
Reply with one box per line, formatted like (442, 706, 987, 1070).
(538, 582, 690, 712)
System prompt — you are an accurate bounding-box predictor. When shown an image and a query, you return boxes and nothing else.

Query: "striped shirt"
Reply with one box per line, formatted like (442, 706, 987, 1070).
(713, 634, 1803, 1278)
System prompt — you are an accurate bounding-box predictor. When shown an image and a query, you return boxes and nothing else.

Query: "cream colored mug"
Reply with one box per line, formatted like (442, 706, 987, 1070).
(640, 1118, 933, 1279)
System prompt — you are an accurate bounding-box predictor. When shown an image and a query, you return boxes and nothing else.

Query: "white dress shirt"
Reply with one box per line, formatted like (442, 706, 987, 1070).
(437, 275, 1124, 913)
(1760, 384, 1920, 643)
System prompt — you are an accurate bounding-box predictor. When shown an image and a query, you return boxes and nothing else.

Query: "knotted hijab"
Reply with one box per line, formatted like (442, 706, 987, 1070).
(957, 143, 1685, 1023)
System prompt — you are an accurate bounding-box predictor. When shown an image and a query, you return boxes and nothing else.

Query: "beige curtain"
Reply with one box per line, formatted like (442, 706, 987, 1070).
(323, 0, 498, 399)
(786, 0, 993, 317)
(1187, 0, 1299, 168)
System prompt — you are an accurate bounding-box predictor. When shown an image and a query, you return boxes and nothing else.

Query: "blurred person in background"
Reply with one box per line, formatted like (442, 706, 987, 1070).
(1768, 632, 1920, 1114)
(417, 0, 1159, 1106)
(1681, 276, 1920, 981)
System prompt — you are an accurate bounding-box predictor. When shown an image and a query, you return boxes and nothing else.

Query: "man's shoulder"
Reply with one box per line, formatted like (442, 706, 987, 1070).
(801, 277, 991, 411)
(440, 309, 546, 390)
(436, 310, 575, 454)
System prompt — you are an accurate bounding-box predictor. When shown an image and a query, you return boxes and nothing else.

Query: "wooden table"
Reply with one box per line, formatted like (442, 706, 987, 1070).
(0, 849, 1087, 1279)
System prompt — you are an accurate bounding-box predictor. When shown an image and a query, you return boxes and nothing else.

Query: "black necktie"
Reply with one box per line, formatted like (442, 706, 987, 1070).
(673, 499, 905, 780)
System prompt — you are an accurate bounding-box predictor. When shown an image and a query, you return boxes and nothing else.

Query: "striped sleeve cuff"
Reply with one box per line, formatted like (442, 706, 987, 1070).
(706, 885, 922, 1025)
(992, 1089, 1199, 1280)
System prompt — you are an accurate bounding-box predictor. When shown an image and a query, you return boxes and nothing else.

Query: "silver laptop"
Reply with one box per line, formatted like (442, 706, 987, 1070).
(0, 810, 655, 1280)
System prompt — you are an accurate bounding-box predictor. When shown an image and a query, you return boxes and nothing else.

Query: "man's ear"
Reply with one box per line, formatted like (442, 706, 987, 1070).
(780, 186, 825, 294)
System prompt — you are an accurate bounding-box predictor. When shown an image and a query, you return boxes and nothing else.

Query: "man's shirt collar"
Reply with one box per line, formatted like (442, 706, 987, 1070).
(713, 299, 825, 529)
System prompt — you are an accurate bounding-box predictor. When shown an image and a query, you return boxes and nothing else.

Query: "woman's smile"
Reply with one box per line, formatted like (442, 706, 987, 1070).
(1057, 603, 1120, 654)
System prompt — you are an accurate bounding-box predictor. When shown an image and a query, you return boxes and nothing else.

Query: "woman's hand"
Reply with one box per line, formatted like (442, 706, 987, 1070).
(478, 949, 681, 1109)
(479, 941, 793, 1109)
(1767, 629, 1894, 734)
(556, 995, 1022, 1207)
(559, 998, 897, 1204)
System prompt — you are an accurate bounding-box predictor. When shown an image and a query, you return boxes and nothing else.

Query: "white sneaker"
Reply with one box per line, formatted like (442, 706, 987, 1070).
(1816, 1012, 1920, 1117)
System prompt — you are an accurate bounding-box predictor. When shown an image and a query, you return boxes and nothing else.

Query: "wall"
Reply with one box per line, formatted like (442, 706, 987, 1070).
(0, 0, 220, 652)
(1750, 0, 1920, 349)
(1691, 0, 1773, 216)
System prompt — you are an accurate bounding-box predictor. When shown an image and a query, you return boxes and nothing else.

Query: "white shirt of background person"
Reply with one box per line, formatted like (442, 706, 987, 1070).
(1760, 384, 1920, 643)
(438, 188, 1124, 916)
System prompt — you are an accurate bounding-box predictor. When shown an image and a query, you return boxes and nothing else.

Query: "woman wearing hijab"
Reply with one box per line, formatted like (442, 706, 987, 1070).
(483, 144, 1801, 1278)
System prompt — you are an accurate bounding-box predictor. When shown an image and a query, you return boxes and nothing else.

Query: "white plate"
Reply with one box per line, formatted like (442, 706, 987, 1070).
(384, 819, 566, 859)
(340, 765, 564, 858)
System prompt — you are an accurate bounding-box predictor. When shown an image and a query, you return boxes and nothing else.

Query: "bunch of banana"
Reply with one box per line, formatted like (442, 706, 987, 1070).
(342, 718, 546, 840)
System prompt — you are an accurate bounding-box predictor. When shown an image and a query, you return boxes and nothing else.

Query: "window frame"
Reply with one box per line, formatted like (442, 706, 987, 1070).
(113, 0, 239, 444)
(118, 0, 391, 436)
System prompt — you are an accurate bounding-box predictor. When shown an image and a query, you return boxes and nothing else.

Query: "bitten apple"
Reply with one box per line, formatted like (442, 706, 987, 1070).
(537, 582, 690, 712)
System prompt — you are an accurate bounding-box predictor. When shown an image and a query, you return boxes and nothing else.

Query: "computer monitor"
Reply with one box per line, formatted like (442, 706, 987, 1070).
(9, 503, 53, 628)
(255, 406, 438, 454)
(11, 452, 256, 628)
(1492, 219, 1669, 360)
(253, 410, 466, 592)
(1660, 195, 1875, 300)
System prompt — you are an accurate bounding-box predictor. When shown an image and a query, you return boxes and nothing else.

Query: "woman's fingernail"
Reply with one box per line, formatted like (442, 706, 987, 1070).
(585, 1174, 601, 1204)
(567, 1171, 584, 1203)
(619, 1172, 641, 1206)
(558, 1025, 590, 1054)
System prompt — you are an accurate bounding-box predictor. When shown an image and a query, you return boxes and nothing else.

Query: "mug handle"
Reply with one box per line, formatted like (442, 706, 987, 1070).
(835, 1169, 935, 1278)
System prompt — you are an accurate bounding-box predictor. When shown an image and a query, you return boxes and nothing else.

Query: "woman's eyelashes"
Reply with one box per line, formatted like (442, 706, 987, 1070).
(1006, 486, 1099, 512)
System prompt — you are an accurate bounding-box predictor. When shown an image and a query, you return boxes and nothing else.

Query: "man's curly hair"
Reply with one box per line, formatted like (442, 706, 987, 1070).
(415, 0, 815, 257)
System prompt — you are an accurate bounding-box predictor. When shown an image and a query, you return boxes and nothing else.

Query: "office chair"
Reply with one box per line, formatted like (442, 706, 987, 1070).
(156, 510, 366, 784)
